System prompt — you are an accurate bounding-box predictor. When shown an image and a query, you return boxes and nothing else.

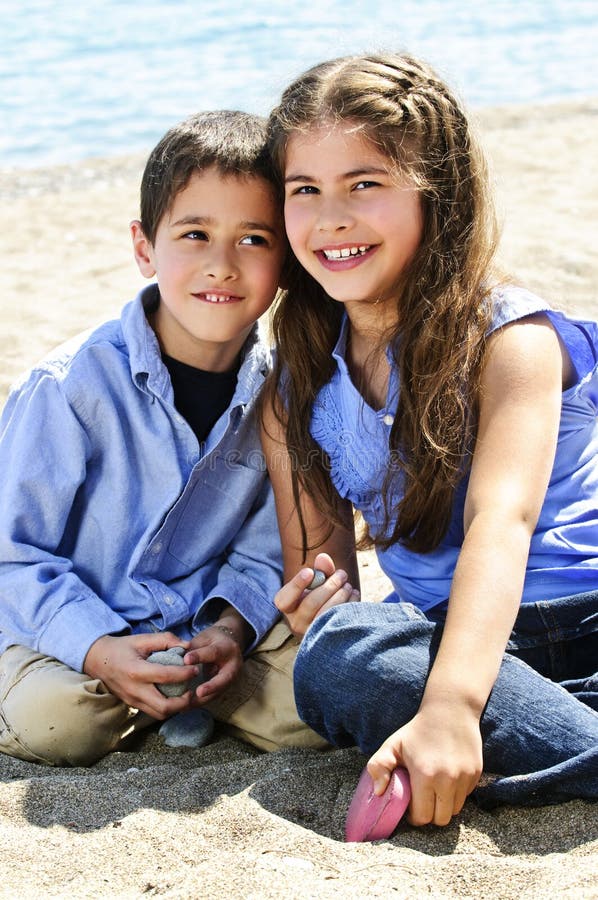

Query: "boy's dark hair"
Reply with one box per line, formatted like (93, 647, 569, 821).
(140, 110, 276, 243)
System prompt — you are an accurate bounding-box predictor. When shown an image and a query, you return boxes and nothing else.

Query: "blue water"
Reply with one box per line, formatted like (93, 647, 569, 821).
(1, 0, 597, 169)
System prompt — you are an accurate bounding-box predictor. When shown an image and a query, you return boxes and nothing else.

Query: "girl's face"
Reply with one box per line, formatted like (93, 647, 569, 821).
(284, 123, 423, 320)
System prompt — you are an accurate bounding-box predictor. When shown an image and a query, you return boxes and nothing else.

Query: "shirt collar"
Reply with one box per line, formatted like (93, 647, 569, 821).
(121, 283, 271, 403)
(331, 312, 351, 365)
(330, 311, 399, 414)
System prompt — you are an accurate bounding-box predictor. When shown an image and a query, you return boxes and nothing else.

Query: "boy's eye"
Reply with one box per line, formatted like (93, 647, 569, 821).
(239, 234, 268, 246)
(289, 185, 319, 196)
(184, 230, 209, 240)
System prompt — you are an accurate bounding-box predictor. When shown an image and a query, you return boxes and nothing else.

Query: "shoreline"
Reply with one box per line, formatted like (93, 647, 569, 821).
(1, 97, 595, 199)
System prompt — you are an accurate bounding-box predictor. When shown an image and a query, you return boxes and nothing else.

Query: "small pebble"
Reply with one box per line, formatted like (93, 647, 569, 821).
(307, 569, 326, 590)
(158, 709, 214, 748)
(147, 646, 191, 697)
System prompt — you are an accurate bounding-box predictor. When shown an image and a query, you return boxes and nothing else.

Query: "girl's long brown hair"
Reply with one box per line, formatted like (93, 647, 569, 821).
(265, 53, 500, 555)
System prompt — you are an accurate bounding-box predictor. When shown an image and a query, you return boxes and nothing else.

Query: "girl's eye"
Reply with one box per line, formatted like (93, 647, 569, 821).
(354, 180, 380, 191)
(239, 234, 268, 246)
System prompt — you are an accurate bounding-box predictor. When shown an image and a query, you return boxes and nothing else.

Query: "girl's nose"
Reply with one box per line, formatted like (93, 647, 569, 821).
(316, 197, 355, 233)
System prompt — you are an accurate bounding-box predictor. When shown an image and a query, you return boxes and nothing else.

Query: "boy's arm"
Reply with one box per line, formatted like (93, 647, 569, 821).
(192, 476, 283, 651)
(181, 476, 285, 703)
(0, 374, 203, 715)
(0, 373, 131, 672)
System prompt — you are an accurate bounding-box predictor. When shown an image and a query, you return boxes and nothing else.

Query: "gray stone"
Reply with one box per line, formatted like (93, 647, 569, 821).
(147, 646, 192, 697)
(158, 709, 214, 748)
(307, 569, 326, 590)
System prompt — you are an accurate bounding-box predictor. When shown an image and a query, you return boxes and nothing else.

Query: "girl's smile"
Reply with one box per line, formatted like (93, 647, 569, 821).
(284, 124, 423, 321)
(317, 244, 378, 268)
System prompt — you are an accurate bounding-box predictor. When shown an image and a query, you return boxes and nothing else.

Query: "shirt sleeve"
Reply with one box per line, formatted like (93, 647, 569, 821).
(192, 476, 283, 651)
(0, 371, 130, 671)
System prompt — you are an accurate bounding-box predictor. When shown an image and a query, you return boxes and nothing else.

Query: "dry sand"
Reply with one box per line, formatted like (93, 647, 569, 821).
(0, 100, 597, 898)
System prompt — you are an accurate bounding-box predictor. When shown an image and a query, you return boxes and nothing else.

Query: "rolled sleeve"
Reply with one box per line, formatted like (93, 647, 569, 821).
(37, 595, 131, 672)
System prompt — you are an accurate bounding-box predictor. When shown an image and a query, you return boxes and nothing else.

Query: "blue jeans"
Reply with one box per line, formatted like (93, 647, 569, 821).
(294, 590, 598, 808)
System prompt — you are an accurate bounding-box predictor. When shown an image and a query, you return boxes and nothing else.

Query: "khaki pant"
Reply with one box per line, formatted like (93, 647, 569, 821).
(0, 621, 327, 767)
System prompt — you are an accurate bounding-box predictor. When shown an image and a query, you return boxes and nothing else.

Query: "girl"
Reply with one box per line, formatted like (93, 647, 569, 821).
(262, 52, 598, 829)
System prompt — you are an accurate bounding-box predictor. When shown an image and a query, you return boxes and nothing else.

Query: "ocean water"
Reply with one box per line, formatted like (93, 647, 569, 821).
(1, 0, 597, 169)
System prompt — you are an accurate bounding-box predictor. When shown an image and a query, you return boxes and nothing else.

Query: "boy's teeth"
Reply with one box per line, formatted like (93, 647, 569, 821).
(206, 293, 227, 302)
(323, 246, 369, 260)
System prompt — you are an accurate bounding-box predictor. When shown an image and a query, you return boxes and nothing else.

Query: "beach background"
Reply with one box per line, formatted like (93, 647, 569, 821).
(1, 2, 597, 897)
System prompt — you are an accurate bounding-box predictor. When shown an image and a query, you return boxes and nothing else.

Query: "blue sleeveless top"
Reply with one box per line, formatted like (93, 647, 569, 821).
(309, 287, 598, 609)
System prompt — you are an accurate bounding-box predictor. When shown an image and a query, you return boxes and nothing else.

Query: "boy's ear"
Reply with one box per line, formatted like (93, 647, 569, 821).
(130, 220, 156, 278)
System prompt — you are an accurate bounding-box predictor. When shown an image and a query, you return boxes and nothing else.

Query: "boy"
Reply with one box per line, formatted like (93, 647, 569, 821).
(0, 110, 325, 765)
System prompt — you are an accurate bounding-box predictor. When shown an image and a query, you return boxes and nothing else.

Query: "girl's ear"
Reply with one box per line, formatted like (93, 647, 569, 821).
(130, 220, 156, 278)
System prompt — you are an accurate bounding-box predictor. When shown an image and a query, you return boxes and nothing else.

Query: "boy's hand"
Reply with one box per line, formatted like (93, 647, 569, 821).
(83, 632, 200, 720)
(366, 699, 483, 827)
(275, 552, 360, 638)
(184, 621, 245, 704)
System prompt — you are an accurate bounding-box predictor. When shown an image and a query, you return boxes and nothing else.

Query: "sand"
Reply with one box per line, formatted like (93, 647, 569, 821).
(0, 99, 597, 898)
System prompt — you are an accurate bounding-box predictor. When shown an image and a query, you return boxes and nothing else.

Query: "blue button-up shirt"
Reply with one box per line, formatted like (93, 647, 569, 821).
(0, 285, 282, 672)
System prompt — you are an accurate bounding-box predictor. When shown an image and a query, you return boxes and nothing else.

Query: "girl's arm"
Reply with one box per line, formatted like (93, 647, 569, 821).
(368, 313, 570, 826)
(261, 396, 360, 637)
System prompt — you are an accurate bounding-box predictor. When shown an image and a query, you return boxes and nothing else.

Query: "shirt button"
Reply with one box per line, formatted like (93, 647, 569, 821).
(164, 595, 173, 606)
(152, 542, 162, 554)
(383, 413, 394, 426)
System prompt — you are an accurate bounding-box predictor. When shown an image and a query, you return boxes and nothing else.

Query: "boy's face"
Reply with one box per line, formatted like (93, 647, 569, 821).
(132, 167, 285, 370)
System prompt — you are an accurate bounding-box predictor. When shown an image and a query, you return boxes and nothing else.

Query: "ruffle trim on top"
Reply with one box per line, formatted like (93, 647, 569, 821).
(309, 378, 389, 518)
(310, 381, 376, 507)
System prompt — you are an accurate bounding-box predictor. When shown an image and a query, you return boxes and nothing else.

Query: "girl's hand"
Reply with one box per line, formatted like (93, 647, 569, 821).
(275, 552, 360, 638)
(366, 698, 483, 827)
(83, 632, 199, 720)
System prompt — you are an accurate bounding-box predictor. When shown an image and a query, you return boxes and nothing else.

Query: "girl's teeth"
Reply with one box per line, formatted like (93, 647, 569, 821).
(323, 246, 369, 260)
(206, 294, 227, 302)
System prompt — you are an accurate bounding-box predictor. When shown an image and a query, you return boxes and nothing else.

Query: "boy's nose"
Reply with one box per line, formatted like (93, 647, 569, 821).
(203, 247, 238, 281)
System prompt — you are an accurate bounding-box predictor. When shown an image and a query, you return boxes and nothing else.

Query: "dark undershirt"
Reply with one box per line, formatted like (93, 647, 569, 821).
(162, 353, 240, 444)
